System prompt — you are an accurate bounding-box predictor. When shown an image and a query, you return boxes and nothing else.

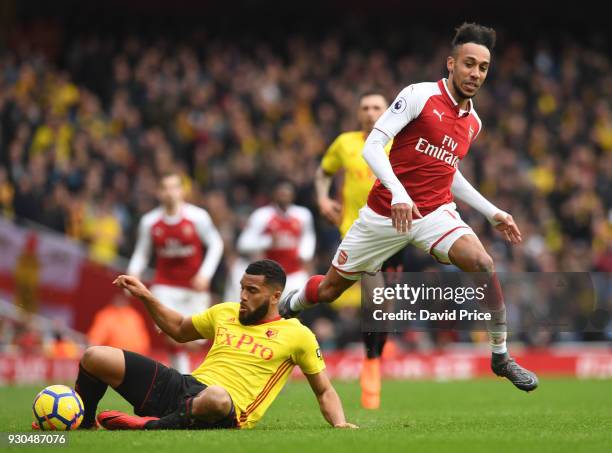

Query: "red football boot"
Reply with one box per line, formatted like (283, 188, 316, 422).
(97, 410, 159, 430)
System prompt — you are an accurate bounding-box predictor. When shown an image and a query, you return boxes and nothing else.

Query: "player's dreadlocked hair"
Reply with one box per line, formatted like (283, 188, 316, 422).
(452, 22, 496, 52)
(246, 259, 287, 290)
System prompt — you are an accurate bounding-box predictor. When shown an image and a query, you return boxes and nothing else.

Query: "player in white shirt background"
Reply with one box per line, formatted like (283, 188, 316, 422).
(127, 172, 224, 373)
(235, 180, 316, 299)
(280, 23, 538, 392)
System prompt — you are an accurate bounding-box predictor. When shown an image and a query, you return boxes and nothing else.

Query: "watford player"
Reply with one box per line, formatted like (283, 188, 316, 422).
(71, 260, 357, 430)
(315, 91, 395, 409)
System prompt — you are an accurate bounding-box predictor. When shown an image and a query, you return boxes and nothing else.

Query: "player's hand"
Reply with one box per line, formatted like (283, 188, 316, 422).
(113, 275, 153, 300)
(391, 202, 422, 234)
(492, 212, 522, 245)
(121, 274, 141, 298)
(318, 197, 342, 226)
(334, 422, 359, 429)
(190, 274, 210, 292)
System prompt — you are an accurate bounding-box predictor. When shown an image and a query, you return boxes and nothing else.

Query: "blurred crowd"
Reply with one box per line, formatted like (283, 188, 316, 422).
(0, 293, 151, 357)
(0, 313, 82, 358)
(1, 24, 611, 350)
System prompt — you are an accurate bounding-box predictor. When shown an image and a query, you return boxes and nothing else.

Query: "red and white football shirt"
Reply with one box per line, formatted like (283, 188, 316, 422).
(127, 203, 224, 288)
(368, 79, 482, 217)
(237, 205, 315, 275)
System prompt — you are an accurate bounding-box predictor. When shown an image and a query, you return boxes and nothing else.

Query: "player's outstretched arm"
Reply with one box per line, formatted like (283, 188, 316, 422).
(113, 275, 203, 343)
(305, 370, 358, 429)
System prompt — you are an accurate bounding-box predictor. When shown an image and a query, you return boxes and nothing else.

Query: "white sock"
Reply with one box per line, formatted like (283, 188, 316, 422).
(486, 308, 508, 355)
(172, 352, 191, 374)
(289, 285, 310, 312)
(491, 341, 507, 355)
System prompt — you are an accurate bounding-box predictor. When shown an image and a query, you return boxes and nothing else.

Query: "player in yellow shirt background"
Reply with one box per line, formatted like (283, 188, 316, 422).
(315, 91, 401, 410)
(60, 260, 357, 430)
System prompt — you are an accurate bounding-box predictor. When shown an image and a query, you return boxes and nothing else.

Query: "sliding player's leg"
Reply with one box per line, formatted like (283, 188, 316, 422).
(143, 385, 237, 430)
(75, 347, 171, 428)
(84, 347, 236, 430)
(74, 346, 125, 428)
(79, 347, 186, 429)
(100, 381, 237, 430)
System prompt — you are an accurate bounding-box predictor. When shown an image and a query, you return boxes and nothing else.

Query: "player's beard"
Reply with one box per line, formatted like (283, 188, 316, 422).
(452, 76, 476, 100)
(239, 299, 271, 325)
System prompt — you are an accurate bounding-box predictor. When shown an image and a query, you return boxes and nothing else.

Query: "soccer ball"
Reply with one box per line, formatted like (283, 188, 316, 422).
(32, 385, 84, 430)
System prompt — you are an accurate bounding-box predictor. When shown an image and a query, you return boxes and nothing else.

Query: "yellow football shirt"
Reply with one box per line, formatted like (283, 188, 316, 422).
(320, 131, 392, 237)
(191, 303, 325, 429)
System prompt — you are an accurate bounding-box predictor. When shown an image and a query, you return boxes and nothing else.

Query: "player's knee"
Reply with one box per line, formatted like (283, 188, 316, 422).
(193, 386, 232, 419)
(80, 346, 123, 379)
(80, 346, 103, 370)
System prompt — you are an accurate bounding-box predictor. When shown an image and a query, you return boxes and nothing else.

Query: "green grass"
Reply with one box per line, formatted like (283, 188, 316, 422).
(2, 379, 611, 452)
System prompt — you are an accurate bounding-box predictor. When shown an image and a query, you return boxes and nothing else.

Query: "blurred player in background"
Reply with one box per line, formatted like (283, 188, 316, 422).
(315, 91, 397, 409)
(281, 23, 539, 392)
(127, 172, 223, 373)
(236, 180, 315, 298)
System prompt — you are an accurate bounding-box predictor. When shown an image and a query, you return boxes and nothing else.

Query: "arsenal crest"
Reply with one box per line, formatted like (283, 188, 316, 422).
(338, 250, 348, 265)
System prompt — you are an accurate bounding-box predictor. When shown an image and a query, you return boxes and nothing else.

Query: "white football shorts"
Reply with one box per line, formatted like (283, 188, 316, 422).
(332, 202, 475, 280)
(151, 284, 211, 317)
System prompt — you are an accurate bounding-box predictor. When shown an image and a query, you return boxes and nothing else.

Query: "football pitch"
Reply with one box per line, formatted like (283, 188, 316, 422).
(1, 378, 611, 453)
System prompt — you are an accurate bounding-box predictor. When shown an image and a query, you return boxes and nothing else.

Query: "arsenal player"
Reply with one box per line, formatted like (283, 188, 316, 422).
(237, 181, 315, 298)
(127, 172, 224, 373)
(280, 23, 538, 392)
